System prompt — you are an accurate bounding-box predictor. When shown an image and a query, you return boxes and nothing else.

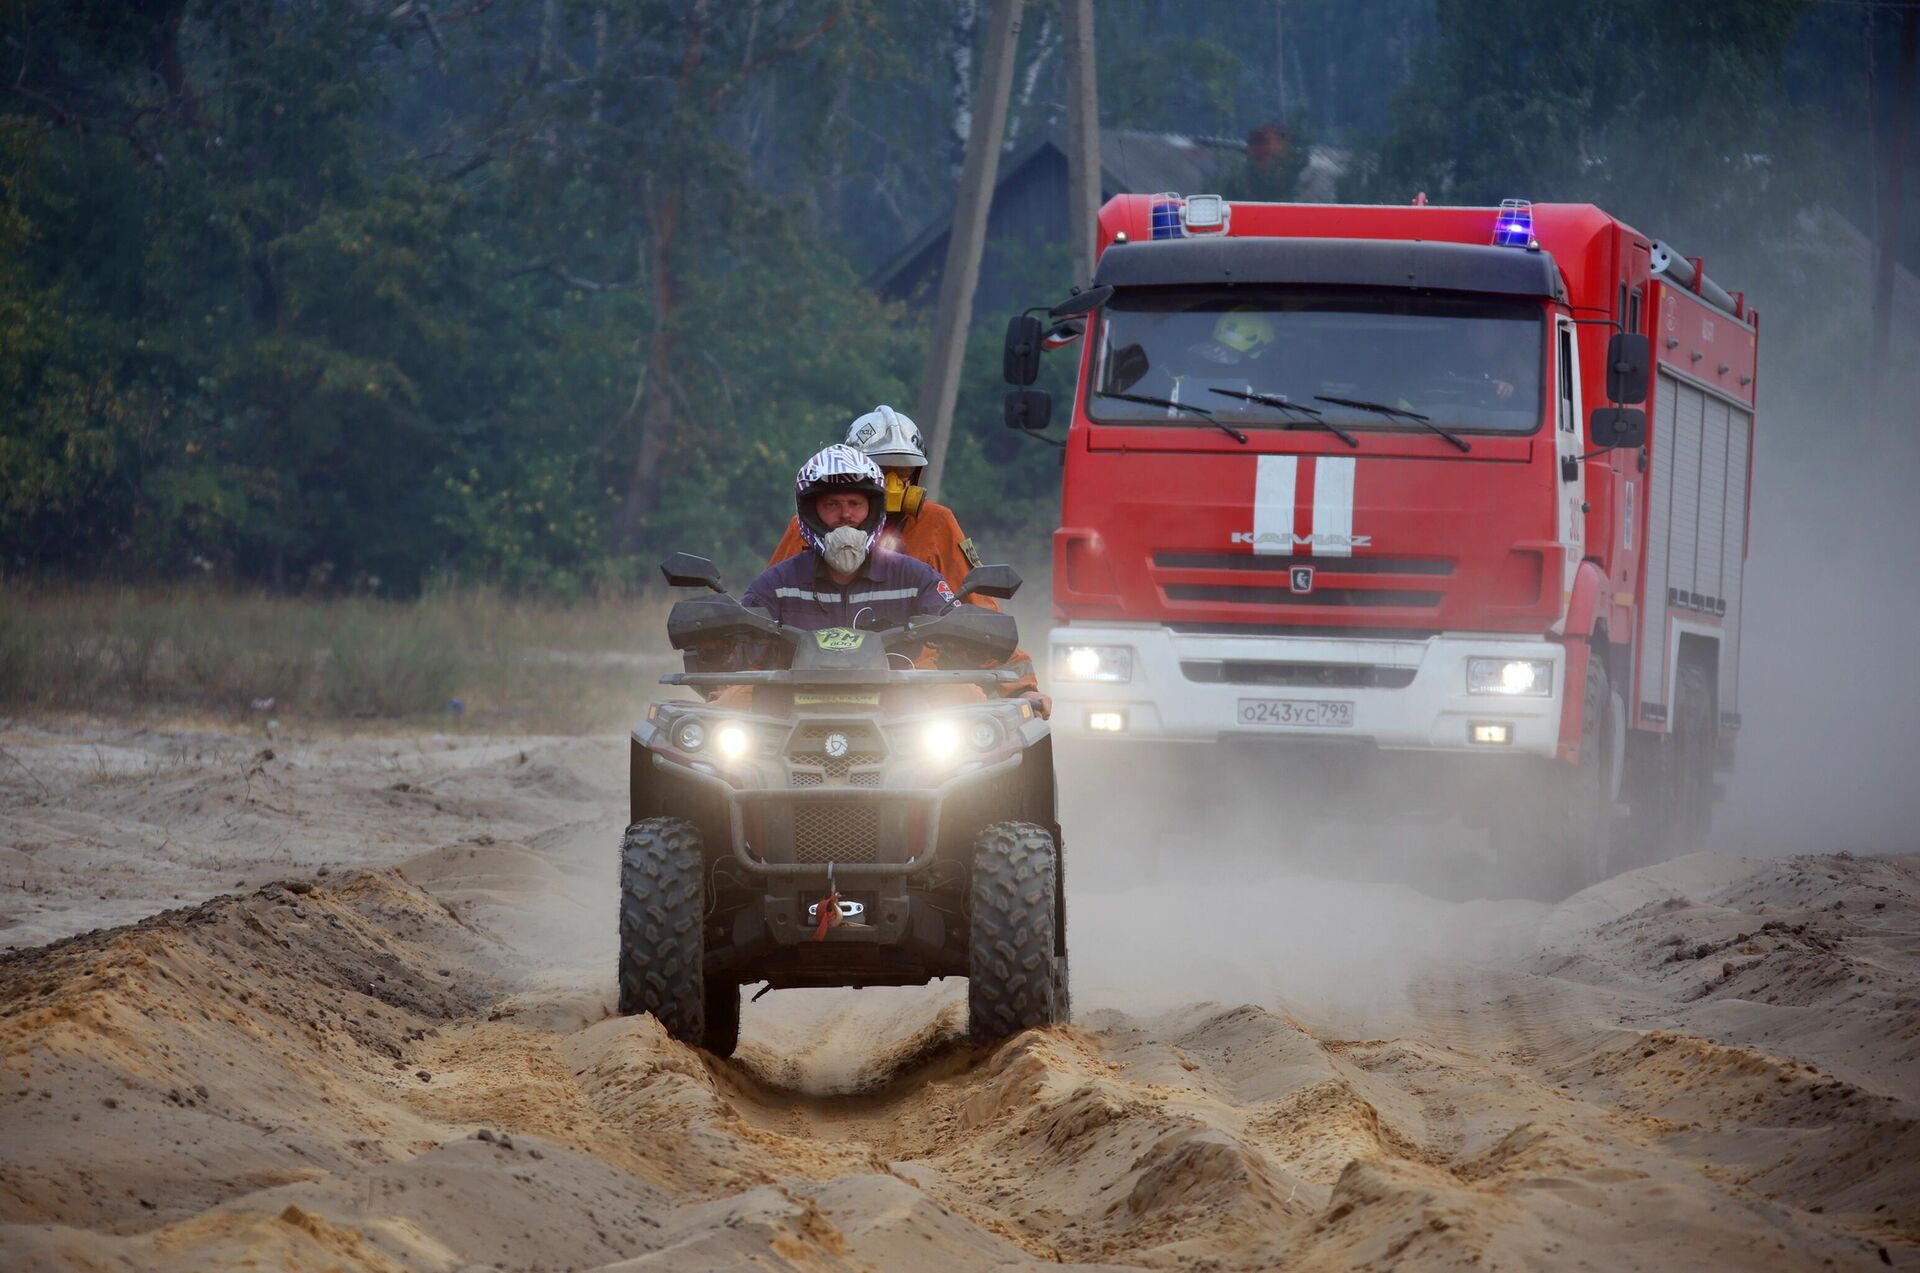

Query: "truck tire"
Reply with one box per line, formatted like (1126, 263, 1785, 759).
(968, 821, 1063, 1044)
(1492, 652, 1618, 898)
(618, 818, 733, 1055)
(1666, 662, 1716, 856)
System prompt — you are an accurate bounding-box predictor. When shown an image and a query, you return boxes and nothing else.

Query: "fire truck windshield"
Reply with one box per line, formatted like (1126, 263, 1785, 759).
(1088, 287, 1545, 435)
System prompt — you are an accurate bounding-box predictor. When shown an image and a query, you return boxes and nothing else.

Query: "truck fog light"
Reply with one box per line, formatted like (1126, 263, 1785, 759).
(1056, 645, 1132, 683)
(1088, 710, 1127, 733)
(1470, 722, 1512, 745)
(923, 720, 961, 758)
(1467, 657, 1552, 697)
(715, 724, 750, 759)
(674, 719, 708, 751)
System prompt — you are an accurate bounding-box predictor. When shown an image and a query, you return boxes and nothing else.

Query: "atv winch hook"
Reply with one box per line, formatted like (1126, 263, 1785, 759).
(813, 860, 841, 942)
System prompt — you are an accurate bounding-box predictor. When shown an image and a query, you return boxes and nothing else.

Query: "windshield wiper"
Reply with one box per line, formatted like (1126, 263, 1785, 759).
(1095, 390, 1248, 444)
(1313, 396, 1471, 453)
(1209, 388, 1358, 448)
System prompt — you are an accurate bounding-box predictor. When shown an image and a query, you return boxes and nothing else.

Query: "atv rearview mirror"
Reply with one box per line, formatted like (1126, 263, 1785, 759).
(660, 553, 725, 592)
(1004, 389, 1051, 432)
(958, 563, 1022, 602)
(1590, 407, 1646, 451)
(1049, 285, 1111, 319)
(1003, 314, 1043, 386)
(1606, 332, 1650, 404)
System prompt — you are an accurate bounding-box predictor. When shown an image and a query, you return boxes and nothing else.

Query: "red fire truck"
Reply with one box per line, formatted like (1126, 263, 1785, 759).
(1004, 194, 1757, 890)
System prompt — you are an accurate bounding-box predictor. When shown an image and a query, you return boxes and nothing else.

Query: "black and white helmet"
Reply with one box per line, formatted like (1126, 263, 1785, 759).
(794, 443, 887, 561)
(845, 405, 927, 473)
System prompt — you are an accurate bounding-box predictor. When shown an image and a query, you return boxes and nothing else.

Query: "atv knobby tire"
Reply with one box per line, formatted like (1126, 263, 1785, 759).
(968, 821, 1063, 1044)
(618, 818, 735, 1055)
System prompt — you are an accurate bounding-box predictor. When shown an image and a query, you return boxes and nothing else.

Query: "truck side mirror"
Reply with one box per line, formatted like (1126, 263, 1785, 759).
(1004, 388, 1051, 432)
(958, 563, 1022, 601)
(1606, 332, 1650, 404)
(1003, 314, 1043, 386)
(1590, 407, 1646, 451)
(660, 552, 725, 592)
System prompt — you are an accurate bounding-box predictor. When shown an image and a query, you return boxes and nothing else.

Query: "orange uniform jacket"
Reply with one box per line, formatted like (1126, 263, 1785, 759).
(769, 502, 1039, 695)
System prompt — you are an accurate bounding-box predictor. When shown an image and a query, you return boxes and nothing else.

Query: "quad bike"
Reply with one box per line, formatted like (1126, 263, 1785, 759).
(617, 553, 1068, 1056)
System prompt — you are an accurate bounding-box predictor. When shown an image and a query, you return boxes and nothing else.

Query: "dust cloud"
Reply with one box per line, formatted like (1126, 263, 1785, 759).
(1710, 280, 1920, 857)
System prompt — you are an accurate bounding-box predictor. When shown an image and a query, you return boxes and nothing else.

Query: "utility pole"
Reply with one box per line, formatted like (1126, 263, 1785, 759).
(1871, 3, 1918, 392)
(1061, 0, 1100, 289)
(918, 0, 1023, 498)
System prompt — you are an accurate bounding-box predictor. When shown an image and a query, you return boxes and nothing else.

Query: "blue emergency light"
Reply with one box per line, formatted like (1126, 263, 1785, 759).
(1150, 194, 1185, 240)
(1493, 198, 1535, 248)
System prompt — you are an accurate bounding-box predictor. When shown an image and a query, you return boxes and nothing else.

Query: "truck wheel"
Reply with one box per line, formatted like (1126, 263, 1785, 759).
(618, 818, 731, 1055)
(1492, 652, 1618, 898)
(968, 821, 1063, 1044)
(1564, 652, 1623, 890)
(1666, 662, 1716, 856)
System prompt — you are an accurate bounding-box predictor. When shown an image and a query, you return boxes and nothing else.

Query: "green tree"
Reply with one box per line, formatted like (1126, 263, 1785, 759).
(1347, 0, 1819, 262)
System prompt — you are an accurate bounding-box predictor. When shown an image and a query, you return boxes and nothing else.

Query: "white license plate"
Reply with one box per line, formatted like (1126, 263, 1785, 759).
(1236, 698, 1354, 728)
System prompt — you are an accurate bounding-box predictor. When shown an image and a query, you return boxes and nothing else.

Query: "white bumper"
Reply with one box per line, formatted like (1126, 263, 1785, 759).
(1048, 624, 1566, 756)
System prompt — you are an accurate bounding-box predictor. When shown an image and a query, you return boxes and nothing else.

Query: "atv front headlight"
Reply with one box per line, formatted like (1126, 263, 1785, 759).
(715, 723, 751, 760)
(922, 719, 961, 759)
(673, 718, 708, 751)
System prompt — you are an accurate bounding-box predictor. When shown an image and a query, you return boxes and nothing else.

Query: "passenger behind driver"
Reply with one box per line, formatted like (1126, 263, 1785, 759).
(767, 406, 1049, 718)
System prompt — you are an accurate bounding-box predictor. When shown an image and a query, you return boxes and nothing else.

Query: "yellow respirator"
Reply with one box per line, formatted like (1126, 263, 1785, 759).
(885, 471, 926, 517)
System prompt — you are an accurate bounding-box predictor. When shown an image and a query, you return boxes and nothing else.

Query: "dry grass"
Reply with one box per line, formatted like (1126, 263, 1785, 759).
(0, 584, 678, 732)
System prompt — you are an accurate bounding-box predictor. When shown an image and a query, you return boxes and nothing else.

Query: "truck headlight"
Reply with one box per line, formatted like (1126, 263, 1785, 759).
(1055, 644, 1133, 683)
(1467, 658, 1553, 697)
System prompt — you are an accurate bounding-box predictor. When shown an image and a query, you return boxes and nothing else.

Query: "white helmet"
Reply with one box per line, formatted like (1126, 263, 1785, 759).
(794, 443, 887, 564)
(846, 405, 927, 470)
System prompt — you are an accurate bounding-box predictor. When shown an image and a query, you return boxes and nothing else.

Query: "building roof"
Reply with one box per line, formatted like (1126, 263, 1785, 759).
(867, 128, 1249, 296)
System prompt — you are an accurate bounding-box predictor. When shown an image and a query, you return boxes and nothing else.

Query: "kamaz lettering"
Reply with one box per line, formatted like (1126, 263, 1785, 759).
(1231, 532, 1372, 549)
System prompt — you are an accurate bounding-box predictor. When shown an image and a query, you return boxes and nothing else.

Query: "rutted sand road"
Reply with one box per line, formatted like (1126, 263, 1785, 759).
(1, 724, 1915, 1270)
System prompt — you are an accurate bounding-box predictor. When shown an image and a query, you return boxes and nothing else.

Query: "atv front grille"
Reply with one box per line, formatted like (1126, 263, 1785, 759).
(788, 751, 886, 786)
(791, 801, 881, 864)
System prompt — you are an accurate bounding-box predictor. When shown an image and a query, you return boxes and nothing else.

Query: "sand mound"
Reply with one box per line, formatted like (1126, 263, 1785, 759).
(3, 725, 1916, 1269)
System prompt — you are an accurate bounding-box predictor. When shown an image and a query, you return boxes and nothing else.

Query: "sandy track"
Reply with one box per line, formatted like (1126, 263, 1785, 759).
(2, 725, 1916, 1270)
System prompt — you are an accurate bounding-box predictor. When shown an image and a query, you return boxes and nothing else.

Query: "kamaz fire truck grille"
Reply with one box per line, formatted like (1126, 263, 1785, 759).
(791, 802, 880, 864)
(1154, 552, 1454, 576)
(1181, 660, 1418, 690)
(1164, 584, 1443, 608)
